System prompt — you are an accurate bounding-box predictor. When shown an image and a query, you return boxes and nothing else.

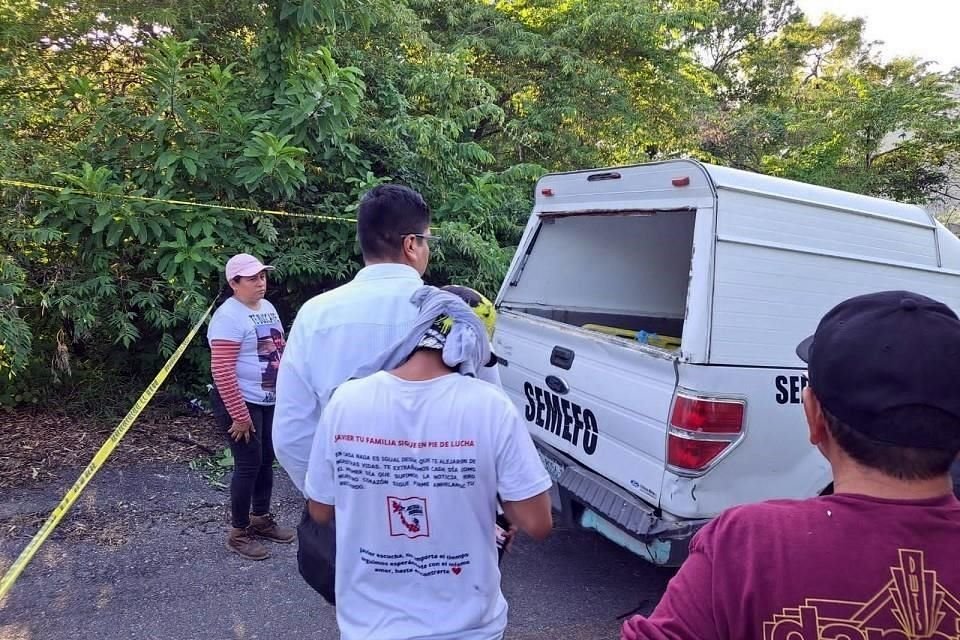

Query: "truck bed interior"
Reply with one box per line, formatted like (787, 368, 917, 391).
(499, 210, 696, 350)
(508, 308, 684, 341)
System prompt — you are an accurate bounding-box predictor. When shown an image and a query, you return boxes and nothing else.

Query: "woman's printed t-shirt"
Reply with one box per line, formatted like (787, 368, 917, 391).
(207, 297, 285, 405)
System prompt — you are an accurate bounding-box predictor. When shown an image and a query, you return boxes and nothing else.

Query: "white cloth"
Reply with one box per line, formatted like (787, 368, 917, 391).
(349, 285, 492, 381)
(206, 298, 284, 405)
(305, 371, 552, 640)
(273, 264, 503, 495)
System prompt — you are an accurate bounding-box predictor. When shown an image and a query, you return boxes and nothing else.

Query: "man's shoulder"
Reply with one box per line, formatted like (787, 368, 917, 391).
(356, 371, 392, 387)
(297, 283, 356, 315)
(703, 494, 960, 548)
(450, 375, 511, 402)
(330, 374, 510, 408)
(698, 497, 827, 545)
(294, 278, 419, 327)
(327, 371, 405, 407)
(445, 377, 518, 422)
(719, 496, 828, 521)
(289, 283, 360, 331)
(328, 373, 381, 399)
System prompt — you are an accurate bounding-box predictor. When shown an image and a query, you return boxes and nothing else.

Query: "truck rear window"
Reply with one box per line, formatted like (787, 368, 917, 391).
(500, 209, 696, 349)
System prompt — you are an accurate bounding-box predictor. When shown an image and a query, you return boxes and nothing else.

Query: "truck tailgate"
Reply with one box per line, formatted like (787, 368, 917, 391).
(494, 310, 678, 505)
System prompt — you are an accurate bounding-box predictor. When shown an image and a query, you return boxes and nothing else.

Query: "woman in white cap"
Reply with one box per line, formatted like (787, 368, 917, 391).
(207, 253, 295, 560)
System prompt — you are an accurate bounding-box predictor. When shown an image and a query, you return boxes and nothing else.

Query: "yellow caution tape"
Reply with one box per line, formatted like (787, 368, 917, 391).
(0, 178, 357, 224)
(0, 304, 213, 602)
(0, 174, 362, 599)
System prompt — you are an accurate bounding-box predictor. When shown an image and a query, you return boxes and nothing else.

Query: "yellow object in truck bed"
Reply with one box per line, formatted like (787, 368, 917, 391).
(581, 323, 681, 349)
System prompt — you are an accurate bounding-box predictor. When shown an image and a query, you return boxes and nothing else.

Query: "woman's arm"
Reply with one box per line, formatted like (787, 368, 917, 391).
(210, 339, 253, 426)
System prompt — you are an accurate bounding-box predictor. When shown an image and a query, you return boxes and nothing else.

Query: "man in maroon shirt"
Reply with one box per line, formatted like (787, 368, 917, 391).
(622, 290, 960, 640)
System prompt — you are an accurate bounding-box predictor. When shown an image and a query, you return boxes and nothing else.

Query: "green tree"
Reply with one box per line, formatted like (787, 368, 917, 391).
(0, 0, 534, 399)
(693, 5, 960, 203)
(765, 59, 960, 202)
(2, 0, 958, 411)
(411, 0, 711, 168)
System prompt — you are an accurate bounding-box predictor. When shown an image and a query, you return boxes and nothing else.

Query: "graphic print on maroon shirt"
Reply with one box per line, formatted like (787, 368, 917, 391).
(763, 548, 960, 639)
(621, 494, 960, 640)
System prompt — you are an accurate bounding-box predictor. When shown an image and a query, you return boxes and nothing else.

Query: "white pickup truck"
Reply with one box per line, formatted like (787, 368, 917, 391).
(492, 160, 960, 566)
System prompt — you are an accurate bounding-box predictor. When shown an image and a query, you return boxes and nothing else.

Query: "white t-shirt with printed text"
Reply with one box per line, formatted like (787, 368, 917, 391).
(305, 371, 551, 640)
(207, 297, 285, 405)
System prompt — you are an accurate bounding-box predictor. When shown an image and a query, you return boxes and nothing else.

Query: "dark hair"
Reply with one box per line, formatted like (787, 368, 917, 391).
(824, 409, 960, 480)
(214, 279, 238, 308)
(356, 184, 431, 260)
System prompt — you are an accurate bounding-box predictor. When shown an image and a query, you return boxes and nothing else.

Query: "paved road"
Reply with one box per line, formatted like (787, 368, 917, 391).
(0, 464, 673, 639)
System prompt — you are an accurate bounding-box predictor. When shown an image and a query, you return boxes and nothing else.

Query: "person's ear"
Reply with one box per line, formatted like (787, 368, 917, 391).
(400, 234, 418, 262)
(803, 386, 829, 446)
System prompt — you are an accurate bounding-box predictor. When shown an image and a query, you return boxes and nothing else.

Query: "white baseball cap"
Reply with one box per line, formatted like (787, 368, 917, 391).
(225, 253, 274, 280)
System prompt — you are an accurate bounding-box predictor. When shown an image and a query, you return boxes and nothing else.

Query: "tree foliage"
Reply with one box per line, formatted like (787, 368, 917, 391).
(1, 0, 958, 408)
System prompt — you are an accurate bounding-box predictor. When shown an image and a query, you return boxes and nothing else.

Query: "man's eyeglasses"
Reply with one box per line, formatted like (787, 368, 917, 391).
(401, 233, 442, 245)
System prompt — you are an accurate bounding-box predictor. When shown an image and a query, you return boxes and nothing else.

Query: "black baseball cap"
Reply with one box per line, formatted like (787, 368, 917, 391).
(796, 290, 960, 450)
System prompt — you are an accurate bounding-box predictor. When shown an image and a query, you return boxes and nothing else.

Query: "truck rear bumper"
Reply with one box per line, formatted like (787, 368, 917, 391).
(538, 442, 709, 567)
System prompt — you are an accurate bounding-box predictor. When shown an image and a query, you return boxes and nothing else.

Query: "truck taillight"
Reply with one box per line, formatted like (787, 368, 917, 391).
(667, 393, 745, 473)
(667, 435, 729, 473)
(670, 395, 744, 434)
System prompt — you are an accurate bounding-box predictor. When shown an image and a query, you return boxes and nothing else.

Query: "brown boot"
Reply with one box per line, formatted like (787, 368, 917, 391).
(226, 527, 270, 560)
(249, 513, 296, 544)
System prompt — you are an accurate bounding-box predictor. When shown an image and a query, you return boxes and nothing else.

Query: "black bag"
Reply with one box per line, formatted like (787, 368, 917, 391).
(296, 503, 337, 605)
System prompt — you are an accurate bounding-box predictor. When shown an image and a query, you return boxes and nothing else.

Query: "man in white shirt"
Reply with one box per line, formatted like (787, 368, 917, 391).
(274, 185, 500, 598)
(274, 185, 434, 598)
(274, 185, 436, 493)
(305, 287, 553, 640)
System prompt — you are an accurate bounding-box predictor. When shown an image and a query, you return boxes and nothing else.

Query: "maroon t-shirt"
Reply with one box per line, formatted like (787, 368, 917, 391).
(622, 493, 960, 640)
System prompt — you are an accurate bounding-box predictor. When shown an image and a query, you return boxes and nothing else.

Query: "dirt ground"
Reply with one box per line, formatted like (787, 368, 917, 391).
(0, 406, 223, 493)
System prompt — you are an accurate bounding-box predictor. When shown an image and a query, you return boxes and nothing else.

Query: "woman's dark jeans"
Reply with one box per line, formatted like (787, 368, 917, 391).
(210, 387, 275, 529)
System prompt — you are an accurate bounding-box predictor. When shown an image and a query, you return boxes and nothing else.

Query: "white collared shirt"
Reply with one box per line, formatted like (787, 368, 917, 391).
(273, 263, 428, 494)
